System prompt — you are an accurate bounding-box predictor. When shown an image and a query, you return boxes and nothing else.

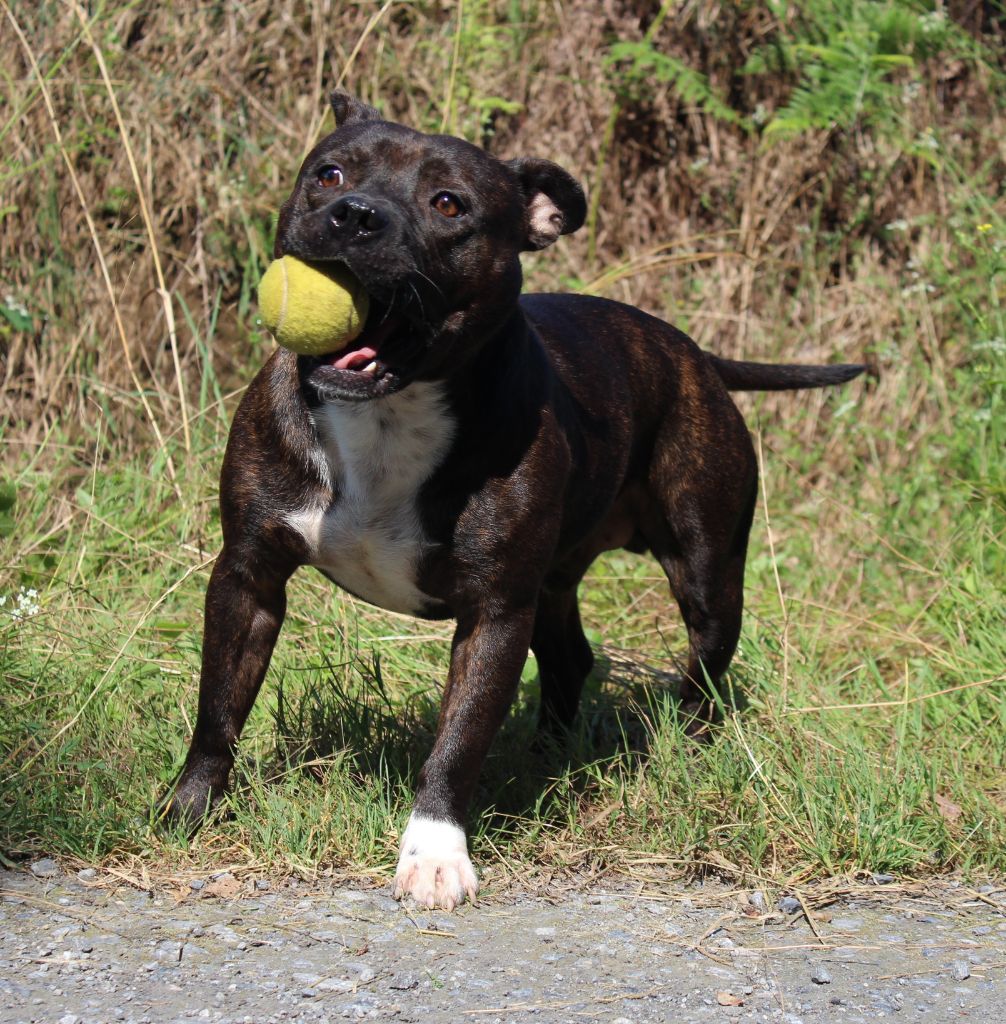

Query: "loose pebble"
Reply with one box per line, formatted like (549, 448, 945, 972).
(388, 974, 418, 991)
(30, 858, 59, 878)
(952, 960, 971, 981)
(811, 967, 832, 985)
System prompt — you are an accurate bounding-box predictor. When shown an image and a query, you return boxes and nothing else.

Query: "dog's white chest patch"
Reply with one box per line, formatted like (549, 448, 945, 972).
(287, 383, 455, 615)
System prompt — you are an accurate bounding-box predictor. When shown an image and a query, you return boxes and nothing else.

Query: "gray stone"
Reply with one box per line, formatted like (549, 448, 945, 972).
(347, 963, 376, 984)
(951, 960, 971, 981)
(342, 996, 379, 1019)
(874, 992, 904, 1012)
(388, 974, 419, 991)
(777, 896, 800, 914)
(30, 858, 59, 878)
(811, 966, 832, 985)
(317, 977, 354, 993)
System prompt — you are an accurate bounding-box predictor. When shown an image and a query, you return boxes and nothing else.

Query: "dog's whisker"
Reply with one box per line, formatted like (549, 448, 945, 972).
(413, 269, 445, 302)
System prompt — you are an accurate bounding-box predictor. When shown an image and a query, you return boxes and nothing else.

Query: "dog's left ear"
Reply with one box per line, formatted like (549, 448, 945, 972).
(329, 90, 382, 127)
(506, 157, 586, 251)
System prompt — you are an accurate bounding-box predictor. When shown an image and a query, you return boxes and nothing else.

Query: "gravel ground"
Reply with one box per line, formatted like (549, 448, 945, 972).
(3, 865, 1006, 1023)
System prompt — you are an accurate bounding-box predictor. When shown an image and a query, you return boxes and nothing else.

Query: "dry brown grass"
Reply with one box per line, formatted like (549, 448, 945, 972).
(0, 2, 998, 640)
(1, 0, 1002, 634)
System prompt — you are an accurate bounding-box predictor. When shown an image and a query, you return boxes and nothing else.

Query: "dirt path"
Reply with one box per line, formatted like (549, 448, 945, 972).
(3, 866, 1005, 1023)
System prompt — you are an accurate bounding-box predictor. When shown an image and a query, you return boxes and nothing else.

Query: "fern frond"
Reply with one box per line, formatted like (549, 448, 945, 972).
(605, 41, 748, 129)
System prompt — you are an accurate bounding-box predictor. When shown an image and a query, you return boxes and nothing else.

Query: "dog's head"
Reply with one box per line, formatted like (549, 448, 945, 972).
(275, 91, 585, 402)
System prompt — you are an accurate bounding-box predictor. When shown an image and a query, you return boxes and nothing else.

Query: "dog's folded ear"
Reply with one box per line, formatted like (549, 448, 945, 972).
(506, 157, 586, 251)
(329, 90, 382, 127)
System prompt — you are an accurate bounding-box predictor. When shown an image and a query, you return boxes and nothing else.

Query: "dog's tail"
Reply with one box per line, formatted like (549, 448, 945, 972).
(709, 356, 871, 392)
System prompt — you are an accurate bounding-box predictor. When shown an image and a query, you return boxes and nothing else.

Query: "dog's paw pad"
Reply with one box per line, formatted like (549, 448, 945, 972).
(393, 815, 478, 911)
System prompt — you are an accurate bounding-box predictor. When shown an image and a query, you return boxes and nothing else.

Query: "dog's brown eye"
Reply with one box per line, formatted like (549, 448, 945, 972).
(432, 192, 464, 218)
(318, 165, 344, 188)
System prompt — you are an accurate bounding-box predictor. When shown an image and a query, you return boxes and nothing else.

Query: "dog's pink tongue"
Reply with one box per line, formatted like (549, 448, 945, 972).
(332, 346, 378, 370)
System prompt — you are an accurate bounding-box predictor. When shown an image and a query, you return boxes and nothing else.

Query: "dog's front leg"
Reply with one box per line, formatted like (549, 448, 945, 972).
(161, 548, 293, 831)
(394, 603, 535, 910)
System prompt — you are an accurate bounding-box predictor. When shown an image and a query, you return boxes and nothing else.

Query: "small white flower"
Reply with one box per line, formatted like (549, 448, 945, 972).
(901, 281, 936, 297)
(921, 11, 946, 33)
(7, 586, 41, 620)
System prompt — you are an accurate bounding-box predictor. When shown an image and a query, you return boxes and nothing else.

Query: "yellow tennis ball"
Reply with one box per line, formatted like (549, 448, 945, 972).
(257, 256, 370, 355)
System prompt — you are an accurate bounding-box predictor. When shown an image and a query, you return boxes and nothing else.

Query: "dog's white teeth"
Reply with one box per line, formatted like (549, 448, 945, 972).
(363, 361, 379, 375)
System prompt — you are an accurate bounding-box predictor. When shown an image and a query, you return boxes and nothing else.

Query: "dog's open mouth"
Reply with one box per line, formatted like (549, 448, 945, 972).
(304, 300, 414, 402)
(327, 344, 386, 377)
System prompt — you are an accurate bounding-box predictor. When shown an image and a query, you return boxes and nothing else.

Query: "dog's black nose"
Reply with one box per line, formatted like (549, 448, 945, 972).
(330, 195, 389, 237)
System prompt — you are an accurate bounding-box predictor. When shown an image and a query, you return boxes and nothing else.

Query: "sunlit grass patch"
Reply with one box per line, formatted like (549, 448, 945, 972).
(1, 0, 1004, 890)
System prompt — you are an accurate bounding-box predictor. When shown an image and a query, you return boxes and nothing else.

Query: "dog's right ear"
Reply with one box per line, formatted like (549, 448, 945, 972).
(329, 90, 381, 127)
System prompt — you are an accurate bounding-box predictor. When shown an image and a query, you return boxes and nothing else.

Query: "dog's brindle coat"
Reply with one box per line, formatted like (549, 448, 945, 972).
(163, 92, 865, 909)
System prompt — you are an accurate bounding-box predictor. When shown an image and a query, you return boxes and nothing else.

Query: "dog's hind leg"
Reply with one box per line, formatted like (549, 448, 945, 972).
(531, 585, 594, 737)
(644, 414, 758, 721)
(656, 534, 751, 722)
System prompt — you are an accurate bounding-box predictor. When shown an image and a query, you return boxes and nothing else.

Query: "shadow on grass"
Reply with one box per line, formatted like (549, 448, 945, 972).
(266, 643, 751, 830)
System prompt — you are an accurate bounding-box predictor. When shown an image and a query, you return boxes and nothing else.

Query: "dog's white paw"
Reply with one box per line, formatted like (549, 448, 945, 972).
(393, 815, 478, 911)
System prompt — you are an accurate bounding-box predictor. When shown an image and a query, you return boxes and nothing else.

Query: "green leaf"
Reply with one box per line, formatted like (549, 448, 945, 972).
(0, 300, 32, 332)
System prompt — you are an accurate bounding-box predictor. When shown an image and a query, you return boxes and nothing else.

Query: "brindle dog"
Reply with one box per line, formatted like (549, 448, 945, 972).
(162, 92, 866, 910)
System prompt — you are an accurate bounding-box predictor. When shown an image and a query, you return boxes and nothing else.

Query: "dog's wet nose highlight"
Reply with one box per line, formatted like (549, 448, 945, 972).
(330, 195, 389, 237)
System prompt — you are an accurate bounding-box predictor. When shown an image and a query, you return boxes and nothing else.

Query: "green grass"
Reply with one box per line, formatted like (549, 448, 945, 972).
(1, 221, 1003, 887)
(1, 0, 1004, 892)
